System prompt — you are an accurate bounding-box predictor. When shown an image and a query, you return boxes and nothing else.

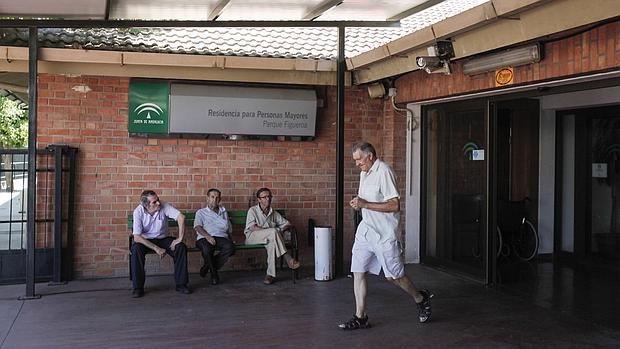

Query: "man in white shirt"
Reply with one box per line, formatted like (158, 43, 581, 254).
(245, 187, 300, 285)
(339, 142, 433, 330)
(194, 188, 235, 285)
(131, 190, 191, 298)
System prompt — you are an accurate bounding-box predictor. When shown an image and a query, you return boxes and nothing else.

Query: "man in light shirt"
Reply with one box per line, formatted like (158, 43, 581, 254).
(194, 188, 235, 285)
(245, 188, 300, 285)
(339, 141, 433, 330)
(131, 190, 191, 298)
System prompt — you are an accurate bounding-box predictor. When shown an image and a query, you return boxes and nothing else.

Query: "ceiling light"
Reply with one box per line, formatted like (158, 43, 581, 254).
(463, 44, 542, 76)
(367, 83, 386, 99)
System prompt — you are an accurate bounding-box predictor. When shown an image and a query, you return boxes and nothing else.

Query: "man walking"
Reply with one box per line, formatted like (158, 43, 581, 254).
(339, 141, 433, 330)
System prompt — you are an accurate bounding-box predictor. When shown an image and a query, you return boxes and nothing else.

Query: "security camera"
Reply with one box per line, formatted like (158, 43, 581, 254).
(416, 56, 451, 75)
(416, 56, 441, 69)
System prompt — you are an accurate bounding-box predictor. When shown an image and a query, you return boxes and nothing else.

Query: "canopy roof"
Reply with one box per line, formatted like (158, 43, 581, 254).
(2, 0, 445, 22)
(0, 0, 486, 59)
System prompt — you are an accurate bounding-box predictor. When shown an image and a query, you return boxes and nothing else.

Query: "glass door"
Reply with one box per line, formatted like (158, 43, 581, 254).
(422, 100, 488, 278)
(588, 107, 620, 261)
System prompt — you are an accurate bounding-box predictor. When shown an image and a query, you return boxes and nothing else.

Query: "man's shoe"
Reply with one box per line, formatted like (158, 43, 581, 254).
(211, 274, 220, 285)
(263, 275, 275, 285)
(416, 289, 434, 323)
(175, 285, 192, 294)
(338, 314, 371, 330)
(131, 288, 144, 298)
(286, 258, 300, 270)
(199, 264, 209, 278)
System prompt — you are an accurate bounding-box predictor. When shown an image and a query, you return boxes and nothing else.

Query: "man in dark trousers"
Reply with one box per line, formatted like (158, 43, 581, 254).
(131, 190, 191, 298)
(194, 188, 235, 285)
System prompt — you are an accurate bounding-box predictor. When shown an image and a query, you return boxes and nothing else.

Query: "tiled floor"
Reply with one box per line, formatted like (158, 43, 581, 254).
(498, 257, 620, 332)
(0, 264, 619, 348)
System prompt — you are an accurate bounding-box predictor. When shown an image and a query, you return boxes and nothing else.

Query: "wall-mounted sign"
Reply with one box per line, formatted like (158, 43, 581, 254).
(128, 81, 170, 134)
(472, 149, 485, 161)
(495, 67, 514, 87)
(169, 84, 317, 137)
(592, 163, 608, 178)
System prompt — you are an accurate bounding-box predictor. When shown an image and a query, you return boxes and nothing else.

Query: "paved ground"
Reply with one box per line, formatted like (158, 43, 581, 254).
(1, 264, 619, 349)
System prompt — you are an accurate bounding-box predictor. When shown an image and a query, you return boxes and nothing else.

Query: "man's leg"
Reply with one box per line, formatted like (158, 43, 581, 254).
(246, 228, 286, 278)
(130, 241, 149, 292)
(339, 234, 375, 330)
(339, 271, 371, 330)
(353, 272, 368, 318)
(388, 275, 433, 322)
(158, 237, 190, 290)
(388, 276, 423, 303)
(196, 238, 216, 278)
(214, 237, 235, 270)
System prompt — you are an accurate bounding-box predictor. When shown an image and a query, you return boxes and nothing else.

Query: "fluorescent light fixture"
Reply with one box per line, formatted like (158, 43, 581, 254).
(463, 44, 542, 75)
(0, 0, 108, 19)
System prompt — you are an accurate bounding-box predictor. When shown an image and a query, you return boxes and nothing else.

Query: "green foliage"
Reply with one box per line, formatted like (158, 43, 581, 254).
(0, 96, 27, 148)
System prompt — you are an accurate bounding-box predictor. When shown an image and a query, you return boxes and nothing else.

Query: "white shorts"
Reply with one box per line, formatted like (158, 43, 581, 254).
(350, 227, 404, 279)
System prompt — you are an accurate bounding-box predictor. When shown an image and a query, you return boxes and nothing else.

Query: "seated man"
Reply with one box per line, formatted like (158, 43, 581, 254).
(194, 188, 235, 285)
(130, 190, 191, 298)
(244, 187, 300, 285)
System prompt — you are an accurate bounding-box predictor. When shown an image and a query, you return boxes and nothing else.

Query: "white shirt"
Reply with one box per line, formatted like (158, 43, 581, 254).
(357, 159, 400, 243)
(132, 202, 181, 239)
(194, 206, 232, 240)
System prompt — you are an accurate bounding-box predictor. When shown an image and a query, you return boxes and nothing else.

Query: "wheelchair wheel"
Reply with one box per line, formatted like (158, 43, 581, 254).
(513, 219, 539, 261)
(496, 226, 503, 258)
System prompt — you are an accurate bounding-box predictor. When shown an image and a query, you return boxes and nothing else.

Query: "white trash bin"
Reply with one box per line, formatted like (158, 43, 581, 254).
(314, 226, 333, 281)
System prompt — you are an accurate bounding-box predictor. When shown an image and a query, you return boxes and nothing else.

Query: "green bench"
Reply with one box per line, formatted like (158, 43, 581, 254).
(127, 209, 299, 283)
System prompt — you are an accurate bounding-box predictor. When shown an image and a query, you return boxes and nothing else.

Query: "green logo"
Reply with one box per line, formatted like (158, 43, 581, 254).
(128, 81, 169, 134)
(462, 141, 479, 160)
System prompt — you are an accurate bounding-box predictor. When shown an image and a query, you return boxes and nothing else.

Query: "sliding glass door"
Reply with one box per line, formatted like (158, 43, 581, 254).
(422, 100, 488, 278)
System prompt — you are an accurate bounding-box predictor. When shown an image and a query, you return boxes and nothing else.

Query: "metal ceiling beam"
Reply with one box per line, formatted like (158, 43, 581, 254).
(0, 19, 399, 28)
(302, 0, 343, 21)
(0, 82, 28, 94)
(104, 0, 112, 20)
(207, 0, 232, 21)
(387, 0, 445, 21)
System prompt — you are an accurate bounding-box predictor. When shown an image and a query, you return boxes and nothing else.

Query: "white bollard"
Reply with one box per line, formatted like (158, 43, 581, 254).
(314, 226, 333, 281)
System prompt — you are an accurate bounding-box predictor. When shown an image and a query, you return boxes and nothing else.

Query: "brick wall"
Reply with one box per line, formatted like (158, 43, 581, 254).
(395, 21, 620, 103)
(36, 77, 392, 278)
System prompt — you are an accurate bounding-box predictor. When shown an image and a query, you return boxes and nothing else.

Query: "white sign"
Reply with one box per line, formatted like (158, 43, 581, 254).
(472, 149, 485, 161)
(169, 84, 317, 136)
(592, 163, 608, 178)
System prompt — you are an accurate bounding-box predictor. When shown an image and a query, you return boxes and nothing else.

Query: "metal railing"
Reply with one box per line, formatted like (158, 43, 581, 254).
(0, 146, 77, 284)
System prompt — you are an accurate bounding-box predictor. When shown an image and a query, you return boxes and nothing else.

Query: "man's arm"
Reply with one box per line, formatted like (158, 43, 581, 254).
(133, 234, 166, 258)
(351, 196, 400, 213)
(245, 208, 265, 232)
(170, 213, 185, 250)
(224, 212, 233, 239)
(273, 211, 292, 232)
(195, 225, 216, 245)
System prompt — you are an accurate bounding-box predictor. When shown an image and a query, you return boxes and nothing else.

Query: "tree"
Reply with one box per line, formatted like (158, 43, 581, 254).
(0, 96, 27, 148)
(0, 96, 28, 192)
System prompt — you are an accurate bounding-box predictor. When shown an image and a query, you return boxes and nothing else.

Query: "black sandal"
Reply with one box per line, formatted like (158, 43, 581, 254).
(338, 314, 371, 330)
(416, 289, 434, 323)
